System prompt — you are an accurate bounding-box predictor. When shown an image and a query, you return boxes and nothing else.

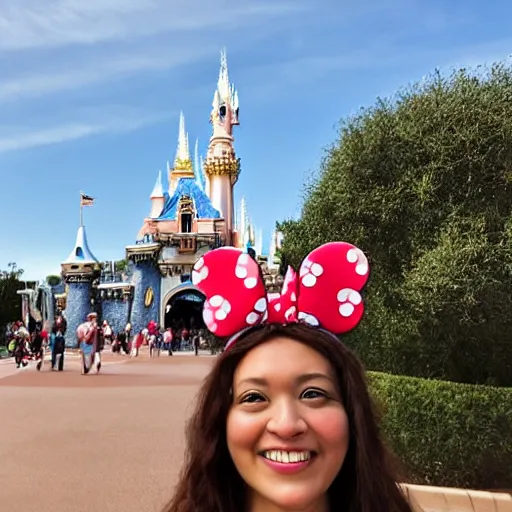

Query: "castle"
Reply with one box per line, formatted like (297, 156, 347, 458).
(54, 50, 282, 346)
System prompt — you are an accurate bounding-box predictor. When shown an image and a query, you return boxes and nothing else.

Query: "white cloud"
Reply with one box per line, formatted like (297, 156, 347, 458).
(0, 110, 174, 153)
(0, 0, 302, 51)
(0, 47, 215, 102)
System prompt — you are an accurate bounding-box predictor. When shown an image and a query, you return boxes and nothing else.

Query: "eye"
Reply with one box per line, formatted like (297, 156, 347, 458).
(301, 388, 327, 400)
(240, 392, 266, 404)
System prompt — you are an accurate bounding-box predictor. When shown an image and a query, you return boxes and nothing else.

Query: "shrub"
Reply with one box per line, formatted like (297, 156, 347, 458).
(368, 371, 512, 489)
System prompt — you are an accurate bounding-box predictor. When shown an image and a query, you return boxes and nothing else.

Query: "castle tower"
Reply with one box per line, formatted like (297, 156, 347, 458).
(203, 49, 240, 244)
(268, 229, 279, 269)
(61, 225, 100, 347)
(149, 170, 165, 218)
(169, 111, 194, 194)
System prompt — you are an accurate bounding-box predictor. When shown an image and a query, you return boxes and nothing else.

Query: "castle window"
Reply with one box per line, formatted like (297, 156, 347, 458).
(178, 195, 195, 233)
(181, 212, 192, 233)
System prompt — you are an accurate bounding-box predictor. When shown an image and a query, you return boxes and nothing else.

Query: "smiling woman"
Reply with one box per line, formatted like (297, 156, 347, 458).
(162, 243, 413, 512)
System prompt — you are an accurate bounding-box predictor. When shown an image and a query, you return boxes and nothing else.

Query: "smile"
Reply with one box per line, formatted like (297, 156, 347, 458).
(260, 450, 314, 463)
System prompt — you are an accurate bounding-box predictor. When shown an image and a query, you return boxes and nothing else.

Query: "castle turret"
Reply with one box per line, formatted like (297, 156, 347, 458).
(204, 49, 240, 244)
(61, 225, 100, 347)
(169, 111, 194, 194)
(149, 170, 165, 218)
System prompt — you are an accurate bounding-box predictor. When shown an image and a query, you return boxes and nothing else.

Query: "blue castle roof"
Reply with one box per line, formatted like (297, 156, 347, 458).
(158, 178, 221, 220)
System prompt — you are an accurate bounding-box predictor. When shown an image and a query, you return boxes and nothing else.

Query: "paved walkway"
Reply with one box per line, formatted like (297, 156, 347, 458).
(0, 350, 215, 512)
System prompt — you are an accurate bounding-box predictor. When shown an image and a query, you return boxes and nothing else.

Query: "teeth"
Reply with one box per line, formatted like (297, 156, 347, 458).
(262, 450, 311, 463)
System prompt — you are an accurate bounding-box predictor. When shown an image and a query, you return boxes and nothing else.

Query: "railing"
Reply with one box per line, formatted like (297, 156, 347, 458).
(99, 273, 127, 284)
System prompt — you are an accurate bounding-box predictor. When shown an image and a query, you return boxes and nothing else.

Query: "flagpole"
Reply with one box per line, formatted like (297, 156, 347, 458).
(79, 191, 83, 227)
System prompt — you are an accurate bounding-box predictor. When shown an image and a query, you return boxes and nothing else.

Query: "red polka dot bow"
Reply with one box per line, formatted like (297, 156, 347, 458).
(191, 242, 370, 339)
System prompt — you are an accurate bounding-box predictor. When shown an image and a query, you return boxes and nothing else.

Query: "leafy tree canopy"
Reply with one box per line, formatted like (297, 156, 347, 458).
(0, 263, 25, 342)
(279, 63, 512, 386)
(46, 275, 62, 287)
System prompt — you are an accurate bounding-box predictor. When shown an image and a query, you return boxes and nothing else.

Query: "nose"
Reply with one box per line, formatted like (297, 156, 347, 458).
(266, 399, 307, 439)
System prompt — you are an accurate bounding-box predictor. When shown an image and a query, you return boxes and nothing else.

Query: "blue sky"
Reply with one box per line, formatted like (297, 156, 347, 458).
(1, 0, 511, 280)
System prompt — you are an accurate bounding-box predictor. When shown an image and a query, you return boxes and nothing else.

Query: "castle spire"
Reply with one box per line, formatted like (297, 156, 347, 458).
(169, 112, 194, 194)
(150, 170, 164, 199)
(63, 225, 98, 265)
(203, 49, 241, 242)
(194, 138, 205, 191)
(217, 47, 230, 102)
(174, 111, 192, 169)
(149, 170, 165, 218)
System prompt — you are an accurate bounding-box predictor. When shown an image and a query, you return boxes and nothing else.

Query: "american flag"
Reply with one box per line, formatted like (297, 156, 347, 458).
(80, 193, 95, 207)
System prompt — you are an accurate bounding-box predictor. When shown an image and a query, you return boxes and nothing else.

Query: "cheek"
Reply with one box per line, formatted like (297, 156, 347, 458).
(227, 410, 265, 455)
(311, 406, 350, 451)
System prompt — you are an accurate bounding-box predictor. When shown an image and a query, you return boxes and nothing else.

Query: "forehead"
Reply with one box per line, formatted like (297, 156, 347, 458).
(233, 336, 333, 383)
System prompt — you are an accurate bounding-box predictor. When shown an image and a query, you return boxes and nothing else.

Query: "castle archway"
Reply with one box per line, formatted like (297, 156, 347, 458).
(162, 285, 205, 331)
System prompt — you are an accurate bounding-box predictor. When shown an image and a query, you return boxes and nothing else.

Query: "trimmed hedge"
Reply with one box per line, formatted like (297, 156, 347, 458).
(368, 371, 512, 489)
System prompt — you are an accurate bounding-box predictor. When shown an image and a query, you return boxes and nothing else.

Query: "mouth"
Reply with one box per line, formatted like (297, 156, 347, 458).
(259, 450, 316, 464)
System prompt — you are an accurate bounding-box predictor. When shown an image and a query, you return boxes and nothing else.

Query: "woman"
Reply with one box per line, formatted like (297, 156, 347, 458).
(163, 243, 412, 512)
(77, 312, 99, 375)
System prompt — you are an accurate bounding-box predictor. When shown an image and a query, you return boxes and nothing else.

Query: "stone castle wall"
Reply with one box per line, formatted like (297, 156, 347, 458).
(64, 282, 91, 347)
(130, 261, 161, 332)
(102, 299, 130, 334)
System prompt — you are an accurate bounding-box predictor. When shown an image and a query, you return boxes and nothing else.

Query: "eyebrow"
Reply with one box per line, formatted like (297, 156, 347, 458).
(237, 372, 333, 387)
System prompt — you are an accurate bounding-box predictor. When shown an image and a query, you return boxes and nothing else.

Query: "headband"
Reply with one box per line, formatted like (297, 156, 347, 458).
(192, 242, 370, 348)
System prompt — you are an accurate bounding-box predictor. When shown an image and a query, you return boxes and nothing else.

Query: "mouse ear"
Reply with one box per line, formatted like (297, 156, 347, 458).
(192, 247, 267, 337)
(297, 242, 370, 334)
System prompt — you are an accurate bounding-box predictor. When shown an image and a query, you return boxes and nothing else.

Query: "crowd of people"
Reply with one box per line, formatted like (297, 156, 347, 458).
(5, 314, 67, 371)
(4, 314, 215, 375)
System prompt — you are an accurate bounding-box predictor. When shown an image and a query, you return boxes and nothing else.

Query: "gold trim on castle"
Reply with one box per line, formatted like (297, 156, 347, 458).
(203, 156, 241, 184)
(173, 157, 193, 172)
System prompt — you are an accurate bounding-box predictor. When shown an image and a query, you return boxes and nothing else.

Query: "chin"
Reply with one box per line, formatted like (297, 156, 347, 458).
(259, 487, 326, 511)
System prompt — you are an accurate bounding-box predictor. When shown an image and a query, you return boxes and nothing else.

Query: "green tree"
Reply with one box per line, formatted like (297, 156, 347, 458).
(46, 275, 62, 287)
(115, 259, 128, 272)
(0, 263, 25, 344)
(279, 63, 512, 386)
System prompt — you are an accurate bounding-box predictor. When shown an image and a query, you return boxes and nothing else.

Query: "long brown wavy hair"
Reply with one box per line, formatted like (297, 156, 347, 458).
(162, 323, 412, 512)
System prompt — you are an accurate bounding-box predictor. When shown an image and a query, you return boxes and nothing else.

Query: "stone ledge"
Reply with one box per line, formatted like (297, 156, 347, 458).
(401, 483, 512, 511)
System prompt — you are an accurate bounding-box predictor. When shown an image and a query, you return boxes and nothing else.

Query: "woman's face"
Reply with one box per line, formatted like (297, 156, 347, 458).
(227, 336, 349, 512)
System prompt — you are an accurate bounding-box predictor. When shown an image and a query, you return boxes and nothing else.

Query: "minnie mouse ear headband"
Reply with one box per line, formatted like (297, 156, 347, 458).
(192, 242, 370, 350)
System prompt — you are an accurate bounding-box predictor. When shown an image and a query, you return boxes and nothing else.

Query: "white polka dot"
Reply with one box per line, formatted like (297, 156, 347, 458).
(356, 263, 368, 276)
(235, 265, 248, 278)
(210, 295, 223, 307)
(203, 309, 214, 324)
(298, 312, 319, 326)
(244, 277, 257, 289)
(299, 259, 312, 277)
(262, 309, 268, 322)
(254, 298, 267, 312)
(349, 290, 362, 305)
(302, 274, 317, 287)
(246, 312, 260, 325)
(194, 257, 204, 270)
(339, 303, 355, 317)
(290, 292, 297, 302)
(347, 249, 358, 263)
(215, 309, 227, 321)
(311, 263, 324, 277)
(285, 306, 296, 319)
(275, 303, 281, 311)
(238, 253, 250, 265)
(221, 300, 232, 313)
(210, 322, 218, 332)
(337, 289, 350, 302)
(192, 265, 208, 285)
